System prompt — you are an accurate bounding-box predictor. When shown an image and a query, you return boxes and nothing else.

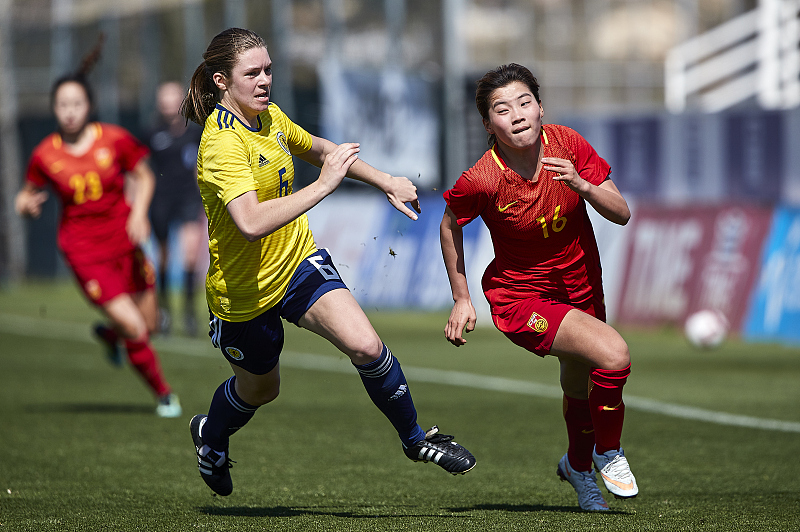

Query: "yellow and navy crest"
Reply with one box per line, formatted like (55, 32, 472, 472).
(526, 311, 549, 333)
(276, 131, 291, 156)
(225, 346, 245, 360)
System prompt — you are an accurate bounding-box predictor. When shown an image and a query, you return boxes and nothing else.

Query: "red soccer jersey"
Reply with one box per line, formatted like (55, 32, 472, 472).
(443, 124, 611, 312)
(25, 123, 149, 266)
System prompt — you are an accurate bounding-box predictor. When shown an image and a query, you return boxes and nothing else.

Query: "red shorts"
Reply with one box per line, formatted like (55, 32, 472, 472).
(70, 247, 156, 306)
(491, 296, 606, 357)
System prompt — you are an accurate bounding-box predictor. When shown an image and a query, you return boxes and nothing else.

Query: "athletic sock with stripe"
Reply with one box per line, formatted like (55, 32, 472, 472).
(588, 364, 630, 455)
(202, 376, 258, 451)
(354, 344, 426, 447)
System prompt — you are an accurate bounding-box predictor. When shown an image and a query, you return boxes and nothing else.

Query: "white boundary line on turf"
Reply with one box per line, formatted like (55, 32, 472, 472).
(3, 313, 800, 434)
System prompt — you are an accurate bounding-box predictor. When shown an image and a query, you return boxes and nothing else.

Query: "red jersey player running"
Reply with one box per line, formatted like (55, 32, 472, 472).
(440, 64, 636, 511)
(15, 54, 181, 418)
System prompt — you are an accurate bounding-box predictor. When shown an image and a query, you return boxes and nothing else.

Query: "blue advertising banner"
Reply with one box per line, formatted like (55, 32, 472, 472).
(307, 194, 487, 311)
(610, 117, 660, 198)
(725, 111, 783, 203)
(743, 207, 800, 344)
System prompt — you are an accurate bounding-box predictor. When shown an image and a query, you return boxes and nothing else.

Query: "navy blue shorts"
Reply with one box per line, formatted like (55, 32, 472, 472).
(208, 249, 347, 375)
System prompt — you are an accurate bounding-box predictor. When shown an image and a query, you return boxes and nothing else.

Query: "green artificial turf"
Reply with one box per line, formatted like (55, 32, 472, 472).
(0, 280, 798, 531)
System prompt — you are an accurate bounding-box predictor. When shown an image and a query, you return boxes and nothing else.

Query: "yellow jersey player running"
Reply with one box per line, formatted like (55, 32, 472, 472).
(182, 28, 476, 497)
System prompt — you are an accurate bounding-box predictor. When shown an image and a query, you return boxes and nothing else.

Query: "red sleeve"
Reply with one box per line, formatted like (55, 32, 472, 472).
(442, 170, 490, 226)
(25, 151, 49, 189)
(566, 127, 610, 186)
(108, 125, 149, 172)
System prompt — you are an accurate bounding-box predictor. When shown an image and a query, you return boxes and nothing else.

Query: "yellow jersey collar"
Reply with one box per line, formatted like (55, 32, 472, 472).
(490, 127, 548, 171)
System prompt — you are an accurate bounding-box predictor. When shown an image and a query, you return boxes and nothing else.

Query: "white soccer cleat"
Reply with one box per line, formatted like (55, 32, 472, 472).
(156, 393, 183, 418)
(592, 447, 638, 499)
(557, 453, 609, 511)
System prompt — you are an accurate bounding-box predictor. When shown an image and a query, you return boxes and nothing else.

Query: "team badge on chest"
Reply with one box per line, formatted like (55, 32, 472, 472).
(94, 147, 113, 169)
(276, 132, 291, 156)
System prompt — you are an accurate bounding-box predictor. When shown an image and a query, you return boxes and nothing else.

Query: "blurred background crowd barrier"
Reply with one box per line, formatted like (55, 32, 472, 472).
(1, 0, 798, 344)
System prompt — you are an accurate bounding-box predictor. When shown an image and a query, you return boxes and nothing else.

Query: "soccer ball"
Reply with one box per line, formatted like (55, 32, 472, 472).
(684, 310, 728, 349)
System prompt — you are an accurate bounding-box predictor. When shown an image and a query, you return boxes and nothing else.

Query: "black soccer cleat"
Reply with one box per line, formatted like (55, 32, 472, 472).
(92, 323, 123, 367)
(403, 425, 476, 475)
(189, 414, 234, 496)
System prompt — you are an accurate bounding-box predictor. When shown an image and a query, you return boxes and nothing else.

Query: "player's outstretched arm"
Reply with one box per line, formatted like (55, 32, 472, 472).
(296, 135, 421, 221)
(440, 206, 476, 346)
(229, 142, 359, 242)
(15, 183, 49, 218)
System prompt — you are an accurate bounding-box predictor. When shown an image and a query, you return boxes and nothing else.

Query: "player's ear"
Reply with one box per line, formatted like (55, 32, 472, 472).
(212, 72, 228, 92)
(483, 118, 494, 135)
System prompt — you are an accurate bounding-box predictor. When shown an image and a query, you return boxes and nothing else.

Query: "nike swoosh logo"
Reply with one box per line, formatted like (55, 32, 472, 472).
(602, 400, 623, 411)
(581, 429, 595, 434)
(601, 473, 635, 491)
(498, 201, 518, 212)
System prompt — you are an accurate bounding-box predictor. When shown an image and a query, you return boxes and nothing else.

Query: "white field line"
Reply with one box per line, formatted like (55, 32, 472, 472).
(3, 314, 799, 434)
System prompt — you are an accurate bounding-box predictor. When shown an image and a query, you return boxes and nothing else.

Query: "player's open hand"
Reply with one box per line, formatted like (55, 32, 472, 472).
(542, 157, 588, 194)
(319, 143, 360, 195)
(15, 188, 49, 218)
(445, 298, 477, 347)
(384, 175, 421, 221)
(126, 212, 151, 245)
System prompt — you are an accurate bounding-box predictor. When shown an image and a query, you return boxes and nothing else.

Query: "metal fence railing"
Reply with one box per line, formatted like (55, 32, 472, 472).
(665, 0, 800, 113)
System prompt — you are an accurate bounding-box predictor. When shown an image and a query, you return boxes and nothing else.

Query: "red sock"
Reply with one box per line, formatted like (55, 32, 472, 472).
(563, 395, 594, 472)
(588, 364, 630, 454)
(124, 339, 170, 398)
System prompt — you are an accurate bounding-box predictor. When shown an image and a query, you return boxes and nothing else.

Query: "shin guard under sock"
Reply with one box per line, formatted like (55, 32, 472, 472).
(202, 376, 258, 451)
(354, 344, 426, 447)
(124, 338, 170, 397)
(588, 364, 630, 454)
(563, 394, 595, 472)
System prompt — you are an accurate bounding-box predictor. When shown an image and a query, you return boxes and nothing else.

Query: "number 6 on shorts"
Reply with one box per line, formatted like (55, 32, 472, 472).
(307, 254, 340, 280)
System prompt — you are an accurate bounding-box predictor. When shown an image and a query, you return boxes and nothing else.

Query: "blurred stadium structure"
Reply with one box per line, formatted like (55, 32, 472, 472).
(2, 0, 800, 344)
(666, 0, 800, 112)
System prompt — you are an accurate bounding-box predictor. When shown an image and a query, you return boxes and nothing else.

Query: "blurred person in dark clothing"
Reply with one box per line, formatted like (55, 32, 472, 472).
(146, 81, 205, 336)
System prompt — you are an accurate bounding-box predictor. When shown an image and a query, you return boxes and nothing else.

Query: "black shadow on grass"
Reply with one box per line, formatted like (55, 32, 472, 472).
(25, 402, 154, 415)
(199, 506, 468, 519)
(447, 503, 630, 515)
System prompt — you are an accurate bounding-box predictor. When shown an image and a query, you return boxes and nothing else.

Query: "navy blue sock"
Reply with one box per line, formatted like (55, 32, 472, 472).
(202, 376, 258, 451)
(354, 344, 425, 447)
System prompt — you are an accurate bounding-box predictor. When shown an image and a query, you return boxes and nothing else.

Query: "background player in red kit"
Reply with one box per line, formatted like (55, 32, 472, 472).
(14, 54, 181, 418)
(440, 64, 636, 511)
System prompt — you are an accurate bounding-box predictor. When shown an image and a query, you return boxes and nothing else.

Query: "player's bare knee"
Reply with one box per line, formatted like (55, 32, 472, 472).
(252, 386, 280, 406)
(347, 334, 384, 365)
(117, 320, 148, 342)
(602, 337, 630, 370)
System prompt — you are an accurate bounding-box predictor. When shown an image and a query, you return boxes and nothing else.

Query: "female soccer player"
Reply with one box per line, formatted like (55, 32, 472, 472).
(15, 55, 181, 418)
(440, 64, 636, 511)
(182, 28, 474, 496)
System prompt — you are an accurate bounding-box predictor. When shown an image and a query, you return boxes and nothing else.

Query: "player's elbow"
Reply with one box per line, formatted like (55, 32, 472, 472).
(238, 226, 264, 242)
(232, 218, 263, 242)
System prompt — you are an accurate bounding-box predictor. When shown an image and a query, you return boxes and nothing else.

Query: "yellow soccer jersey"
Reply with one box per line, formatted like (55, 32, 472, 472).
(198, 102, 317, 321)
